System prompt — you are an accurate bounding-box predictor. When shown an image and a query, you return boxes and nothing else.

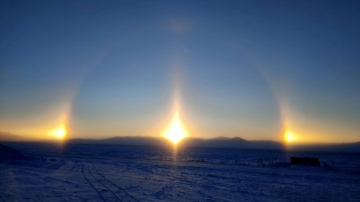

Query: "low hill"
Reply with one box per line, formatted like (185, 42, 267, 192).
(0, 143, 27, 160)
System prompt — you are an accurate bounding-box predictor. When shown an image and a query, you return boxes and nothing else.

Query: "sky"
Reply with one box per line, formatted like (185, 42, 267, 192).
(0, 0, 359, 143)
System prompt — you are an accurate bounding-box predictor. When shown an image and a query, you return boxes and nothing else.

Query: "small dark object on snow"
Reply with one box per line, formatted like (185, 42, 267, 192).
(290, 157, 320, 166)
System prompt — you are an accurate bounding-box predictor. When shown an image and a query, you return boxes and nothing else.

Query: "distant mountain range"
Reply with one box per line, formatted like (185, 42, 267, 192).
(1, 132, 359, 152)
(64, 136, 360, 152)
(0, 132, 33, 142)
(65, 136, 285, 150)
(67, 136, 170, 146)
(289, 142, 360, 153)
(178, 137, 284, 150)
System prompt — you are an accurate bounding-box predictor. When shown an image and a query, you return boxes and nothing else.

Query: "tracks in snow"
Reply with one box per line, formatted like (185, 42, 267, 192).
(81, 162, 139, 202)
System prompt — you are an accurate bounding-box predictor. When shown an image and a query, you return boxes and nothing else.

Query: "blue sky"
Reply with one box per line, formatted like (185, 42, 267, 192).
(1, 0, 359, 143)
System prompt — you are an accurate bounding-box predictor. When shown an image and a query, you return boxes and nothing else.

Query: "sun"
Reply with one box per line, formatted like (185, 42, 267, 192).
(163, 111, 188, 145)
(51, 125, 67, 139)
(284, 130, 296, 143)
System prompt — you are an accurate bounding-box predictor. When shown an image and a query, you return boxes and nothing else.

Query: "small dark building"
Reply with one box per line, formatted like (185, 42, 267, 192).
(290, 157, 320, 166)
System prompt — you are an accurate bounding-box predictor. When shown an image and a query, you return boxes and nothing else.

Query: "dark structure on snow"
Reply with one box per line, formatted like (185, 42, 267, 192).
(290, 157, 320, 166)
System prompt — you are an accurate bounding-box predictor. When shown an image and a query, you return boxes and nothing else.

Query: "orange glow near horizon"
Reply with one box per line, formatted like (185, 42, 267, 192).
(50, 124, 67, 139)
(163, 111, 188, 145)
(284, 130, 297, 143)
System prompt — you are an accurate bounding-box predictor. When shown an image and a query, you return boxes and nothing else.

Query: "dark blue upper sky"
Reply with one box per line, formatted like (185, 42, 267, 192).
(1, 0, 359, 142)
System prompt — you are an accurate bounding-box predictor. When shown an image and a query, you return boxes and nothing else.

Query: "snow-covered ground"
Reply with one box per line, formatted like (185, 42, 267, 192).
(1, 143, 359, 201)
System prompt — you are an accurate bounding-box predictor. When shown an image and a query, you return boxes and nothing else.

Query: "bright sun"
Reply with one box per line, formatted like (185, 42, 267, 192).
(284, 130, 296, 143)
(51, 125, 67, 139)
(163, 111, 187, 145)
